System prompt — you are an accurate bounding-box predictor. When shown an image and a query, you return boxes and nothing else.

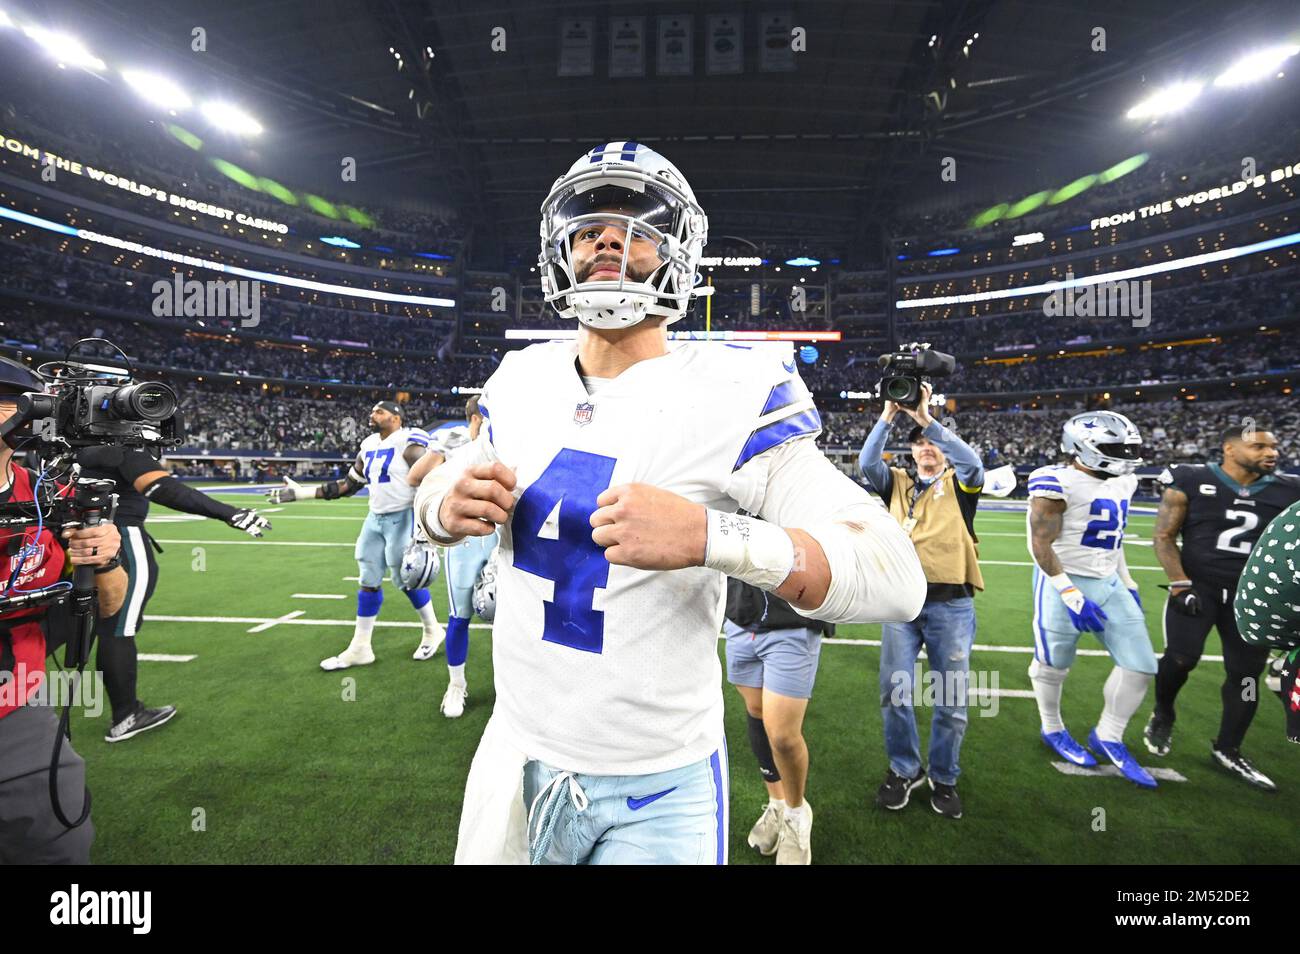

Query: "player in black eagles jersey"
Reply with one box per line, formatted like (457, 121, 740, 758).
(1146, 422, 1300, 790)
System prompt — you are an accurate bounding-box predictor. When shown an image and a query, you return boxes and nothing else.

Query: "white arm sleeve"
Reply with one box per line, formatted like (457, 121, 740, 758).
(413, 431, 497, 545)
(738, 437, 926, 625)
(1117, 545, 1137, 591)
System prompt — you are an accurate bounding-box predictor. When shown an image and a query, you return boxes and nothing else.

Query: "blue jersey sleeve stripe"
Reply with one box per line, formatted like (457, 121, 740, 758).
(759, 380, 800, 417)
(477, 402, 490, 419)
(1028, 480, 1063, 490)
(732, 408, 822, 472)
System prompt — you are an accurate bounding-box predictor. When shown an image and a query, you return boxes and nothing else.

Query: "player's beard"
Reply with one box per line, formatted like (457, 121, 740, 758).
(576, 254, 660, 285)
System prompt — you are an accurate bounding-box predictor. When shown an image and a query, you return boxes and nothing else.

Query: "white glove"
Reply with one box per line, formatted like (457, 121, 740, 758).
(267, 475, 316, 504)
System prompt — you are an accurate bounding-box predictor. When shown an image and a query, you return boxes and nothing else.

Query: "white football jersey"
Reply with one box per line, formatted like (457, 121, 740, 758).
(357, 426, 427, 514)
(1026, 463, 1138, 579)
(427, 423, 472, 458)
(477, 340, 831, 775)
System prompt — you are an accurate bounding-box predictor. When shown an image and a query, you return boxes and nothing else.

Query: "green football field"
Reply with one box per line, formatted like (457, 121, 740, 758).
(63, 489, 1297, 865)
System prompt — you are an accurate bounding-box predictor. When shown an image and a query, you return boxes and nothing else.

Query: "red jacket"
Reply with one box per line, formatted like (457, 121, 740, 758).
(0, 466, 68, 718)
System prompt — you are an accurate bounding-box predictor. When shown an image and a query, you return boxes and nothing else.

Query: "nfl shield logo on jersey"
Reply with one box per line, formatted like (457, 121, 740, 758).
(574, 402, 595, 426)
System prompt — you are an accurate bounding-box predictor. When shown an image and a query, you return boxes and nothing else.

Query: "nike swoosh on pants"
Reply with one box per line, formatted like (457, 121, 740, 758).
(626, 787, 677, 811)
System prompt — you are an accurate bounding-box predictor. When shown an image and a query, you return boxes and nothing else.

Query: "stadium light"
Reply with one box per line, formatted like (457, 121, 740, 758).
(1214, 44, 1300, 86)
(22, 25, 105, 71)
(121, 69, 192, 110)
(1125, 81, 1203, 120)
(0, 9, 12, 28)
(200, 100, 263, 137)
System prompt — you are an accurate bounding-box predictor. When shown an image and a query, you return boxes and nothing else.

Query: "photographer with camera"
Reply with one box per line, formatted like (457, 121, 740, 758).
(75, 442, 270, 742)
(0, 356, 127, 863)
(859, 372, 985, 820)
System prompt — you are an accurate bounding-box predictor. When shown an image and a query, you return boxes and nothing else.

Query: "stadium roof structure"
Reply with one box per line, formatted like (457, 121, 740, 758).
(11, 0, 1300, 265)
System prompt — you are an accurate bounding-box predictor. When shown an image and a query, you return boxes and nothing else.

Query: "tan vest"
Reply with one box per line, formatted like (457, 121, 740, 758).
(887, 466, 984, 591)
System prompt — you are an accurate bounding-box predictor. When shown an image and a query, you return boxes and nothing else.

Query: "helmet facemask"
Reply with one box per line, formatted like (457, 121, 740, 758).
(539, 170, 707, 329)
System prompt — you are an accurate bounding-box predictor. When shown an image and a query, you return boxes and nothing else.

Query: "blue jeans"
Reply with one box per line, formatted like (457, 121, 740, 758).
(878, 596, 976, 786)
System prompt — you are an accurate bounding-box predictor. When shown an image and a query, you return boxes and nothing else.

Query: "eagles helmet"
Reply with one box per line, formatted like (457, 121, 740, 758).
(399, 539, 441, 591)
(472, 546, 500, 622)
(1061, 410, 1144, 476)
(538, 141, 712, 329)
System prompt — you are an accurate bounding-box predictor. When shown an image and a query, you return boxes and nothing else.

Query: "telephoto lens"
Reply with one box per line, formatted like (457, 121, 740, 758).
(108, 381, 178, 422)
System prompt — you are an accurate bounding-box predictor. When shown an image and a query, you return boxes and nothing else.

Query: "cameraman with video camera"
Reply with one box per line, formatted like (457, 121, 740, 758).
(859, 347, 985, 820)
(76, 439, 270, 743)
(0, 356, 127, 863)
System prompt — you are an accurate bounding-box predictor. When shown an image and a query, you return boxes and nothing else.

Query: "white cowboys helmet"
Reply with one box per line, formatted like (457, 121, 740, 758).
(399, 538, 441, 591)
(539, 141, 712, 329)
(472, 546, 500, 622)
(1061, 411, 1144, 476)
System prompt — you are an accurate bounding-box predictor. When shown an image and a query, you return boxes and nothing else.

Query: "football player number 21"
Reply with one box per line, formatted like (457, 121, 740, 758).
(512, 448, 617, 654)
(1081, 498, 1129, 550)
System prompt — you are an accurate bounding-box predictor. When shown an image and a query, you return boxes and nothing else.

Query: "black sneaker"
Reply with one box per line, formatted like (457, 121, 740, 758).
(875, 768, 926, 810)
(1210, 744, 1277, 792)
(1143, 711, 1174, 756)
(105, 704, 177, 743)
(928, 778, 963, 820)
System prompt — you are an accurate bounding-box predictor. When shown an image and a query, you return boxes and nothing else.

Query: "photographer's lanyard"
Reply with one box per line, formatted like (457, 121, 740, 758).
(901, 469, 947, 536)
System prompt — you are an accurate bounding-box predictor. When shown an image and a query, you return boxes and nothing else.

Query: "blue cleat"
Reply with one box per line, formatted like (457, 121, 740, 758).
(1041, 728, 1097, 767)
(1088, 729, 1158, 788)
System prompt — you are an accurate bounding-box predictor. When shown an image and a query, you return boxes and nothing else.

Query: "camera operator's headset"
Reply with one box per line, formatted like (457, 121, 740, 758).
(0, 354, 101, 830)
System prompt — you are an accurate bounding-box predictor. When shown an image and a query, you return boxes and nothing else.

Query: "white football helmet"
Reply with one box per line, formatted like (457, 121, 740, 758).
(1061, 411, 1144, 476)
(399, 539, 441, 591)
(538, 141, 712, 329)
(472, 546, 500, 622)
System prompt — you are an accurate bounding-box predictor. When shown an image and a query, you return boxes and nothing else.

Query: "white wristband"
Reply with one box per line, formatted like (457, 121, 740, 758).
(1047, 572, 1076, 594)
(417, 492, 457, 545)
(702, 510, 796, 592)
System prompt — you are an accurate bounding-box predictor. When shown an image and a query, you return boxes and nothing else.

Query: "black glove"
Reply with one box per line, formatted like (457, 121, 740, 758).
(1169, 587, 1202, 616)
(228, 509, 271, 538)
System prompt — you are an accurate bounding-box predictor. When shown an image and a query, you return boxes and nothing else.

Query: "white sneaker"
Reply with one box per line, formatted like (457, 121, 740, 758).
(440, 682, 468, 718)
(746, 801, 784, 856)
(320, 643, 375, 671)
(413, 626, 445, 661)
(775, 800, 812, 865)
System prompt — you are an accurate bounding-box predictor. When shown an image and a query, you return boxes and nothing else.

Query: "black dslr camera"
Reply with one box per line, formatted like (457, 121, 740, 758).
(877, 342, 956, 409)
(0, 339, 182, 465)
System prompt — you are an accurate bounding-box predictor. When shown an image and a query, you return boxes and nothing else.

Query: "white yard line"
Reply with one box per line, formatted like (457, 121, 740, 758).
(140, 615, 1221, 662)
(246, 610, 306, 633)
(1051, 761, 1187, 782)
(150, 539, 354, 547)
(291, 593, 349, 600)
(138, 653, 196, 662)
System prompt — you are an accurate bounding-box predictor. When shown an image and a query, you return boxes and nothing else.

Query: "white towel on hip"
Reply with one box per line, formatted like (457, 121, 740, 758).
(453, 711, 530, 865)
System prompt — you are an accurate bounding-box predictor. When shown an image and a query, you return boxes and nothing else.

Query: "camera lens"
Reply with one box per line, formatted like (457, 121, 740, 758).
(885, 377, 915, 402)
(110, 382, 178, 422)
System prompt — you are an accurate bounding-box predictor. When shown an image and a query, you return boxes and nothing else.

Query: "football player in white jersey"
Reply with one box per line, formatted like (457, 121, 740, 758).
(268, 401, 444, 668)
(414, 142, 927, 865)
(407, 397, 499, 718)
(1026, 411, 1158, 788)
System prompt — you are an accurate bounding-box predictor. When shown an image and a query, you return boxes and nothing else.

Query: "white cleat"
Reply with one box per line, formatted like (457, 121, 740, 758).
(775, 800, 813, 866)
(440, 682, 468, 718)
(320, 644, 375, 671)
(746, 802, 784, 856)
(413, 627, 445, 661)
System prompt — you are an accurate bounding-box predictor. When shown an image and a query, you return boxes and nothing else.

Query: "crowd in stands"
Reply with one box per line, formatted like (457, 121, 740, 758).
(887, 118, 1300, 245)
(820, 397, 1300, 471)
(2, 94, 460, 250)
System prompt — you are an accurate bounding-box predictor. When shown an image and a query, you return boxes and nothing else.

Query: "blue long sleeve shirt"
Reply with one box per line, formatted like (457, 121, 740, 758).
(858, 418, 985, 501)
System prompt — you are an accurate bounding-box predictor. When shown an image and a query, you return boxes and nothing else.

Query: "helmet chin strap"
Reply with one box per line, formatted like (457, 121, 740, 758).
(572, 289, 654, 329)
